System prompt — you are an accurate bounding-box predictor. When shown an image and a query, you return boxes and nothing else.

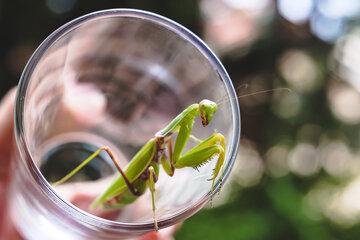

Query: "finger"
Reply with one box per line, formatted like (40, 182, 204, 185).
(138, 224, 181, 240)
(0, 87, 20, 240)
(158, 224, 181, 240)
(70, 193, 120, 220)
(0, 88, 17, 173)
(62, 78, 106, 126)
(0, 88, 16, 151)
(54, 177, 121, 220)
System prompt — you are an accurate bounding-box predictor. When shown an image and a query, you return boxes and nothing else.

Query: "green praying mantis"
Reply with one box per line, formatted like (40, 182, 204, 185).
(53, 99, 226, 231)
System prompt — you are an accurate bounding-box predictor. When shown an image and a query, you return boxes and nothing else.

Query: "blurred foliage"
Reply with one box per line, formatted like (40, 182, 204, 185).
(178, 176, 360, 240)
(2, 0, 360, 239)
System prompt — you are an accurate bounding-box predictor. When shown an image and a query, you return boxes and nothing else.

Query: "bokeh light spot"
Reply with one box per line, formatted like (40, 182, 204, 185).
(278, 49, 320, 93)
(325, 177, 360, 226)
(224, 0, 270, 11)
(310, 12, 345, 42)
(319, 140, 355, 178)
(272, 91, 302, 119)
(234, 140, 264, 187)
(328, 82, 360, 124)
(277, 0, 314, 24)
(317, 0, 360, 19)
(265, 144, 289, 177)
(288, 143, 320, 176)
(333, 30, 360, 91)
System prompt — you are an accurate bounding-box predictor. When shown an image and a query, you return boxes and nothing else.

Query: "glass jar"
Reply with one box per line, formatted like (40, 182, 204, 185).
(11, 9, 240, 240)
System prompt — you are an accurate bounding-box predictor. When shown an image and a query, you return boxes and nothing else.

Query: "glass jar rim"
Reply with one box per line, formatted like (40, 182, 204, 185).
(14, 8, 241, 233)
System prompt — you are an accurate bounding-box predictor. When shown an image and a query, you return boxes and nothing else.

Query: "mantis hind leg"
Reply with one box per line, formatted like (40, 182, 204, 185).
(174, 133, 226, 192)
(52, 146, 141, 196)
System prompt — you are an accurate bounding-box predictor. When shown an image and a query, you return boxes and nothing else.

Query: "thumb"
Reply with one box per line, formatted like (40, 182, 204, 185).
(0, 88, 21, 239)
(0, 88, 17, 169)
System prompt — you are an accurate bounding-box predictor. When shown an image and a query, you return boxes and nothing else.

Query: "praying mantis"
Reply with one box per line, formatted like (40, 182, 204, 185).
(53, 99, 226, 231)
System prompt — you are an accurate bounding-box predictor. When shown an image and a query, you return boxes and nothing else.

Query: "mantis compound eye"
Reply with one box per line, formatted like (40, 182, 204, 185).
(199, 99, 218, 126)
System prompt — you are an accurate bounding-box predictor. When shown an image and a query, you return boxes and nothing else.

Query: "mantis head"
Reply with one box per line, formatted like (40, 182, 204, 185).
(199, 99, 218, 126)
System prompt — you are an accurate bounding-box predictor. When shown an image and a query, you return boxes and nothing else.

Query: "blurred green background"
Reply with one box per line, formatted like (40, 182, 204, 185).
(1, 0, 360, 239)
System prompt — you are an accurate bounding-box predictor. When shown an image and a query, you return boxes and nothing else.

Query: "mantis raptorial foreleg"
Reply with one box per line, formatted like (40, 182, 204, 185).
(159, 121, 202, 178)
(158, 121, 195, 178)
(172, 121, 194, 165)
(174, 133, 225, 190)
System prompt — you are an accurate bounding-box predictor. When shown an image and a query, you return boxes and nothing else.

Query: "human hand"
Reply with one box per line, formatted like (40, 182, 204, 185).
(0, 88, 22, 240)
(0, 88, 179, 240)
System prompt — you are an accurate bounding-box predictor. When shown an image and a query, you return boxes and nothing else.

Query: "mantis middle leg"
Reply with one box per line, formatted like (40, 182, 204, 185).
(147, 166, 159, 231)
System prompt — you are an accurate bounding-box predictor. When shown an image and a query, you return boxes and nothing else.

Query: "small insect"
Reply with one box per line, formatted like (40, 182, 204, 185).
(53, 99, 226, 231)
